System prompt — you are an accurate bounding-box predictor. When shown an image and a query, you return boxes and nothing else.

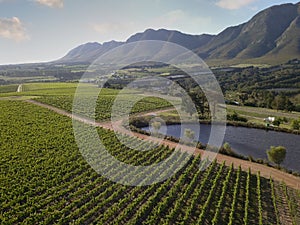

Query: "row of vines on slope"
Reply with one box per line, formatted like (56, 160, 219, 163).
(0, 100, 299, 224)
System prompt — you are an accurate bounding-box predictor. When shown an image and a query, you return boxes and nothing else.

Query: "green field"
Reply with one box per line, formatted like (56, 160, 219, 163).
(0, 83, 78, 97)
(0, 83, 299, 224)
(0, 83, 174, 121)
(227, 105, 300, 129)
(0, 75, 58, 83)
(0, 84, 18, 93)
(1, 100, 299, 224)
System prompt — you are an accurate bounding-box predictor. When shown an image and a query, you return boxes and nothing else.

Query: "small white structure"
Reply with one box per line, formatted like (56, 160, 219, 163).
(264, 117, 275, 123)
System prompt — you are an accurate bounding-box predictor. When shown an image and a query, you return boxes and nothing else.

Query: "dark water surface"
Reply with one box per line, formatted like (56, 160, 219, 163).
(142, 124, 300, 172)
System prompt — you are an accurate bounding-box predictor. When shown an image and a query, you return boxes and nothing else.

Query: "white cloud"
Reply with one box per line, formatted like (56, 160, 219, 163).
(0, 17, 29, 42)
(216, 0, 258, 10)
(34, 0, 64, 8)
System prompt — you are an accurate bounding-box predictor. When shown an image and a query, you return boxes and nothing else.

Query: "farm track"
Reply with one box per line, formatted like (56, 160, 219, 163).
(26, 99, 300, 190)
(227, 105, 300, 120)
(17, 84, 22, 93)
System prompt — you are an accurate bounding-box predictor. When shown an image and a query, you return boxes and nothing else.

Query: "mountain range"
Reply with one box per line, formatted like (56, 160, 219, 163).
(58, 2, 300, 65)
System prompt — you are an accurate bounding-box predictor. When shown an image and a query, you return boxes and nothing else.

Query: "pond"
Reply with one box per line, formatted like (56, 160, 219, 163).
(142, 124, 300, 172)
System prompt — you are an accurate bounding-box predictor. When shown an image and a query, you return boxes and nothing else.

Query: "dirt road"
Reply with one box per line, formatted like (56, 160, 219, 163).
(17, 84, 22, 93)
(228, 104, 300, 120)
(26, 99, 300, 189)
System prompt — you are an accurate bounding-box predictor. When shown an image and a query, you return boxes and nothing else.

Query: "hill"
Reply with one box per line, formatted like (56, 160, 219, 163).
(58, 41, 123, 63)
(57, 2, 300, 65)
(201, 2, 300, 64)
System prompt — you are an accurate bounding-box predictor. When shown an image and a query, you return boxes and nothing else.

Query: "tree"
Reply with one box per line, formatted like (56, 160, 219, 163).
(222, 142, 234, 155)
(151, 121, 161, 135)
(273, 118, 281, 127)
(184, 129, 195, 142)
(181, 95, 196, 117)
(272, 95, 286, 111)
(266, 146, 286, 167)
(272, 94, 295, 112)
(228, 111, 248, 122)
(181, 88, 208, 118)
(223, 142, 231, 151)
(230, 111, 239, 121)
(291, 119, 300, 130)
(285, 99, 295, 112)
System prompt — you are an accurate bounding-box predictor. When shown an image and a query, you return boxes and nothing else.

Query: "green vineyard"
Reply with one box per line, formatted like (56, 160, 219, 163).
(1, 100, 299, 224)
(0, 83, 174, 121)
(37, 94, 172, 121)
(0, 84, 18, 94)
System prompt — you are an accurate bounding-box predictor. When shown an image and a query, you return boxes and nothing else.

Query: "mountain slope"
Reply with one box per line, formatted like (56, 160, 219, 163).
(57, 2, 300, 65)
(195, 24, 245, 58)
(126, 28, 214, 50)
(58, 41, 123, 63)
(58, 29, 214, 63)
(265, 15, 300, 60)
(200, 3, 299, 60)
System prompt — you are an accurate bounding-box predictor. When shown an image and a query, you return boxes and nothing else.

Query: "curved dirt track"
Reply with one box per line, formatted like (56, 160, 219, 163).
(17, 84, 22, 93)
(26, 99, 300, 190)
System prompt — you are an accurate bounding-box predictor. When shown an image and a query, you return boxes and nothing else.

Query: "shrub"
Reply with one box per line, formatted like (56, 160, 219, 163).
(266, 146, 287, 166)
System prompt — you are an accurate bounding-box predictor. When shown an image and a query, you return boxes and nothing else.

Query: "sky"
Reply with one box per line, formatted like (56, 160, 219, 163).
(0, 0, 299, 65)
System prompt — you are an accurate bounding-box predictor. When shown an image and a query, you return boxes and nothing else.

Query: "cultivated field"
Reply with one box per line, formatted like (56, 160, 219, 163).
(0, 83, 299, 224)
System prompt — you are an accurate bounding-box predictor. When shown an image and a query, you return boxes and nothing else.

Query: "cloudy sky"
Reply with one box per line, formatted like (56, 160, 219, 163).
(0, 0, 298, 64)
